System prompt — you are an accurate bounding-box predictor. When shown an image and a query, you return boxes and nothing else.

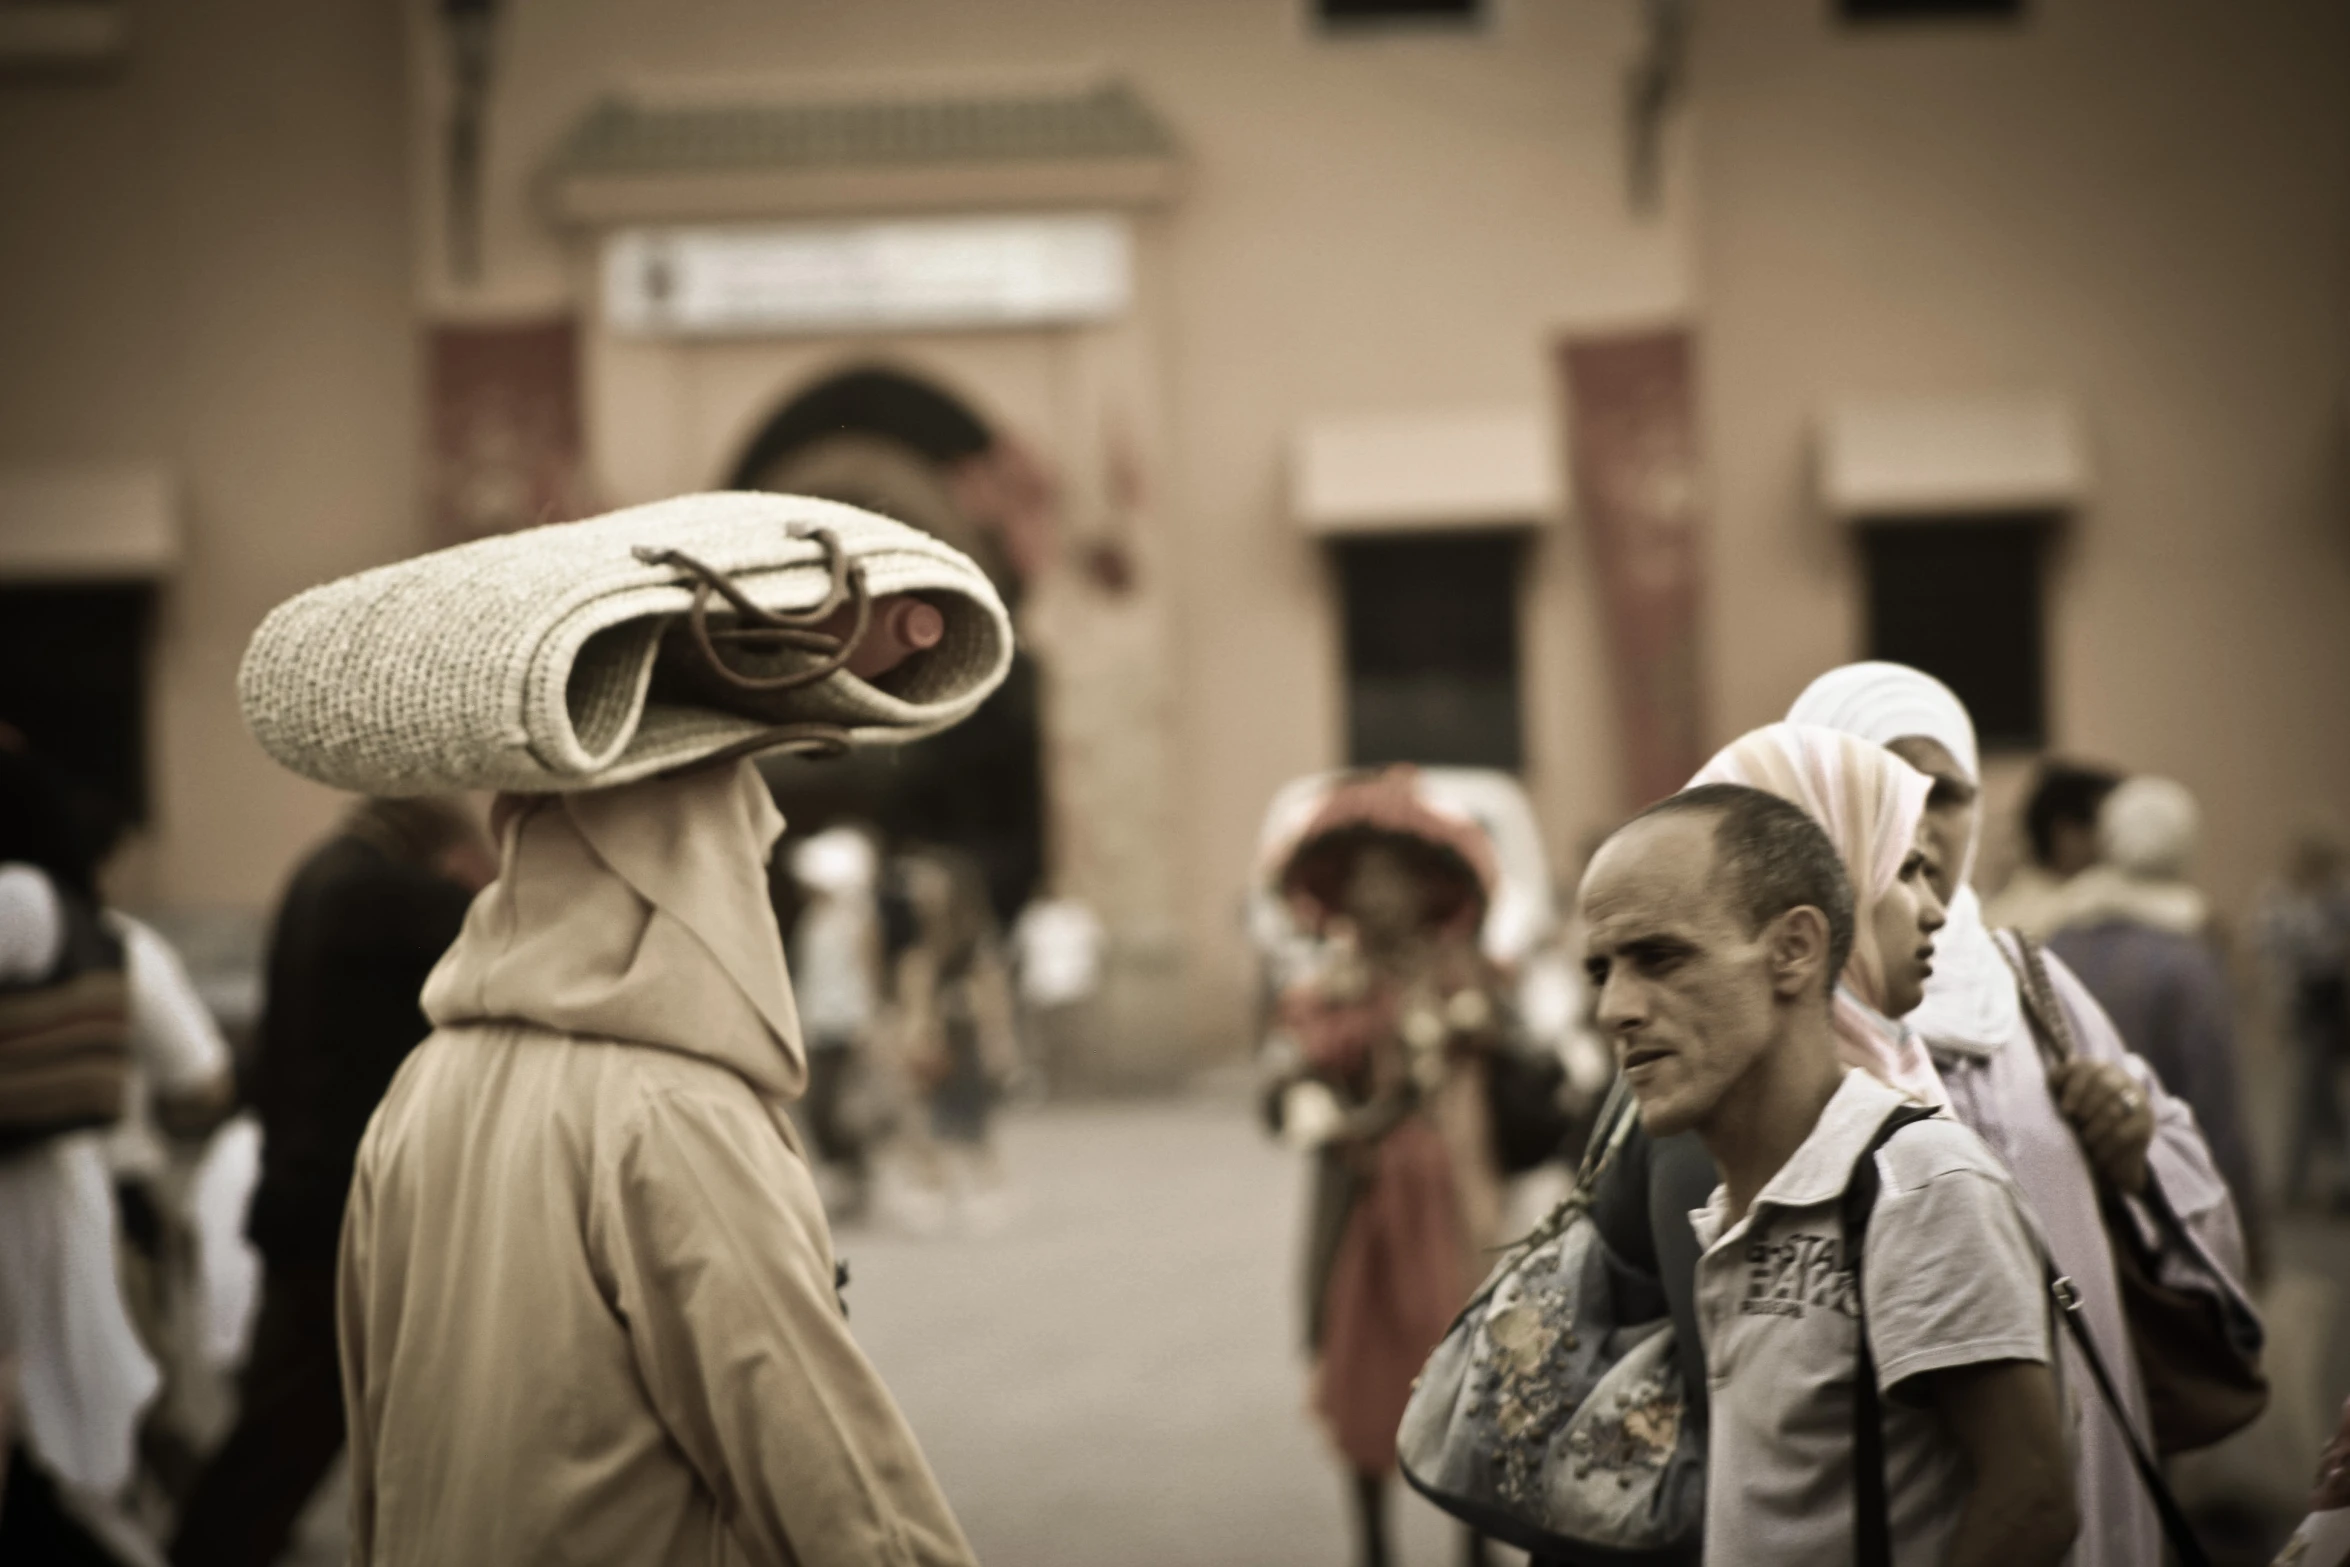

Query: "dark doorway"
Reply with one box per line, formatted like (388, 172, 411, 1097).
(736, 365, 1045, 927)
(1860, 514, 2052, 750)
(0, 582, 155, 853)
(1838, 0, 2023, 21)
(1335, 532, 1524, 771)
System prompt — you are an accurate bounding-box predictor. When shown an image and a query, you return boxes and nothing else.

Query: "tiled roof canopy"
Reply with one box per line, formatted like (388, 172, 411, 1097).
(553, 81, 1176, 181)
(544, 81, 1181, 222)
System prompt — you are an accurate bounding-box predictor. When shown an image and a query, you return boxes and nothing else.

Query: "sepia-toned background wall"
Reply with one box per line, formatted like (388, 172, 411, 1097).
(1, 0, 2343, 1075)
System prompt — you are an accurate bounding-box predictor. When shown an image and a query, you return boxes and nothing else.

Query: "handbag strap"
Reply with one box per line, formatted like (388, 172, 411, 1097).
(1994, 929, 2079, 1071)
(2043, 1263, 2216, 1567)
(1575, 1074, 1643, 1190)
(1993, 931, 2217, 1566)
(1472, 1075, 1642, 1286)
(1843, 1103, 1939, 1567)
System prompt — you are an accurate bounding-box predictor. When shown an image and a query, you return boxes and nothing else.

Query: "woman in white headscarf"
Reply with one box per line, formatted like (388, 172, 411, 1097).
(1788, 661, 2257, 1567)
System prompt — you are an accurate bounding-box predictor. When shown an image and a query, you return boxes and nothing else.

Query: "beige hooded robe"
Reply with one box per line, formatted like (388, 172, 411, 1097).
(337, 760, 976, 1567)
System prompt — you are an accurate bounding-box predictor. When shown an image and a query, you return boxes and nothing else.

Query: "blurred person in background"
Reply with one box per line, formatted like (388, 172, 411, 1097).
(0, 746, 232, 1565)
(2049, 777, 2262, 1262)
(1985, 760, 2124, 937)
(101, 896, 240, 1514)
(2258, 827, 2350, 1212)
(1009, 891, 1103, 1097)
(1784, 666, 2258, 1567)
(168, 796, 491, 1567)
(887, 845, 1022, 1233)
(1259, 767, 1505, 1567)
(786, 825, 886, 1225)
(2271, 1394, 2350, 1566)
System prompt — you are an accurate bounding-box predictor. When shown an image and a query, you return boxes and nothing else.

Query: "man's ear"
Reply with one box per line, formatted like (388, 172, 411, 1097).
(1764, 905, 1832, 1001)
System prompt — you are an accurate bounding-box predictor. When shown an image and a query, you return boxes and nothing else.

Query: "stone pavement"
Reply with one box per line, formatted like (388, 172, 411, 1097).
(843, 1096, 1508, 1567)
(281, 1093, 1500, 1567)
(274, 1081, 2350, 1566)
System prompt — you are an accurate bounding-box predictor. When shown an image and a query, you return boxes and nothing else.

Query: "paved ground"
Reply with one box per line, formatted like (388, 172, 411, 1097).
(841, 1096, 1507, 1567)
(277, 1075, 2347, 1567)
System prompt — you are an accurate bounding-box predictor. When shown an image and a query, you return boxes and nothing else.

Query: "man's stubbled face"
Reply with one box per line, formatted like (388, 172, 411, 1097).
(1579, 812, 1786, 1138)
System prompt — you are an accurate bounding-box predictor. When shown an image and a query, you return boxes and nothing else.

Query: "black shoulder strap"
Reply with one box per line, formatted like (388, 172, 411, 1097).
(1997, 936, 2217, 1563)
(1843, 1102, 1939, 1567)
(2043, 1264, 2217, 1567)
(1844, 1098, 2217, 1567)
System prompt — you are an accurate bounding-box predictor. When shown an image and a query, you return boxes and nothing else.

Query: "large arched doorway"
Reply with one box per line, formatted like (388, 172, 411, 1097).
(736, 365, 1048, 929)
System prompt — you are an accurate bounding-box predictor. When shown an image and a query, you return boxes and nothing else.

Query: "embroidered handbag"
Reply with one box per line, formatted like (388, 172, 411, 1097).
(1397, 1082, 1704, 1561)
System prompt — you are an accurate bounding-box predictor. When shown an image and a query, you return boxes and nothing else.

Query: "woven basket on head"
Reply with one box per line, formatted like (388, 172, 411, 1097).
(239, 492, 1014, 795)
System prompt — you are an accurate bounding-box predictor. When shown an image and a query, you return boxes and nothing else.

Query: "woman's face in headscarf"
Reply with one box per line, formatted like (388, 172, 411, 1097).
(1870, 821, 1949, 1018)
(1886, 735, 1977, 906)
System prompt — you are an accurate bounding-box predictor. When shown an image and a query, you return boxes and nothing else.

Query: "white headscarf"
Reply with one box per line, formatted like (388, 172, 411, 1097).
(1785, 661, 2025, 1050)
(1691, 723, 1948, 1106)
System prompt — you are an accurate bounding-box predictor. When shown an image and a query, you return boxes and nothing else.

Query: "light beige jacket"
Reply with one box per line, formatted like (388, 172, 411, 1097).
(339, 761, 976, 1567)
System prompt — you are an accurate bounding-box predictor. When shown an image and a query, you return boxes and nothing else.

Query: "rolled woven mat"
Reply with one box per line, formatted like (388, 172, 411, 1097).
(239, 492, 1013, 795)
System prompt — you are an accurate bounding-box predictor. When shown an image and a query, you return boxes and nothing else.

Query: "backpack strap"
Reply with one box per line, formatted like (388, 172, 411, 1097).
(1842, 1102, 1940, 1567)
(1842, 1086, 2218, 1567)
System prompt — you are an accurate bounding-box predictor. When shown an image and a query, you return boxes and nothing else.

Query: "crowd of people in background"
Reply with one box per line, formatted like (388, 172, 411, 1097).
(1252, 663, 2349, 1567)
(2, 638, 2348, 1565)
(0, 730, 1077, 1564)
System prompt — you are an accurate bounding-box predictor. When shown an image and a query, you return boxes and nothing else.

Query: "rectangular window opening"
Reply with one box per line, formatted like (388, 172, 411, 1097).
(0, 582, 155, 847)
(1837, 0, 2024, 23)
(1859, 514, 2051, 750)
(1316, 0, 1487, 33)
(1336, 532, 1523, 772)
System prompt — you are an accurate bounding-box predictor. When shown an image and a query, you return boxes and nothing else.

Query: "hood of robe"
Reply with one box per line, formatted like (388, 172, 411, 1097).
(421, 758, 804, 1099)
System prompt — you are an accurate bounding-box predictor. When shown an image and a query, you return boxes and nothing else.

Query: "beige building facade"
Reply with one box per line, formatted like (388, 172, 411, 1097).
(1, 0, 2342, 1074)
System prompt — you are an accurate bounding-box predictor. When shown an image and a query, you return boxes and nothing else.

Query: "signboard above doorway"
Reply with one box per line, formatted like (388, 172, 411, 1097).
(604, 213, 1132, 337)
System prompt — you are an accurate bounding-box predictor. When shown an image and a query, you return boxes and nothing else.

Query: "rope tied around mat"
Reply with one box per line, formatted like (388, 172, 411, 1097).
(633, 524, 871, 763)
(632, 524, 875, 694)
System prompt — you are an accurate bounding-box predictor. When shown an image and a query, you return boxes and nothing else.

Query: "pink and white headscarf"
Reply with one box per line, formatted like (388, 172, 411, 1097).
(1690, 722, 1948, 1106)
(1785, 661, 2026, 1051)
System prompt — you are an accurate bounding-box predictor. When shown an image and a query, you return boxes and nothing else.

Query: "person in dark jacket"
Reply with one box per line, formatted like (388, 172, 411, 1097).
(168, 797, 489, 1567)
(2050, 776, 2262, 1262)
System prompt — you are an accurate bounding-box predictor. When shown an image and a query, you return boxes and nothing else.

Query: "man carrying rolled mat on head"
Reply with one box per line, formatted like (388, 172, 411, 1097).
(237, 494, 1006, 1567)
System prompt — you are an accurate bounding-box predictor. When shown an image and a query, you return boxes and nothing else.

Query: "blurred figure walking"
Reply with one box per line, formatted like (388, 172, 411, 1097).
(1009, 893, 1103, 1096)
(2051, 777, 2262, 1259)
(888, 846, 1021, 1231)
(0, 744, 241, 1565)
(2258, 827, 2350, 1211)
(1985, 761, 2122, 936)
(1260, 767, 1504, 1567)
(168, 797, 490, 1567)
(0, 749, 152, 1565)
(786, 825, 885, 1223)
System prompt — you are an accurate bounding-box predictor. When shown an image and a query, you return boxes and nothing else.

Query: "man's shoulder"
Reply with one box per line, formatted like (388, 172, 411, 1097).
(591, 1038, 806, 1162)
(1874, 1113, 2014, 1196)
